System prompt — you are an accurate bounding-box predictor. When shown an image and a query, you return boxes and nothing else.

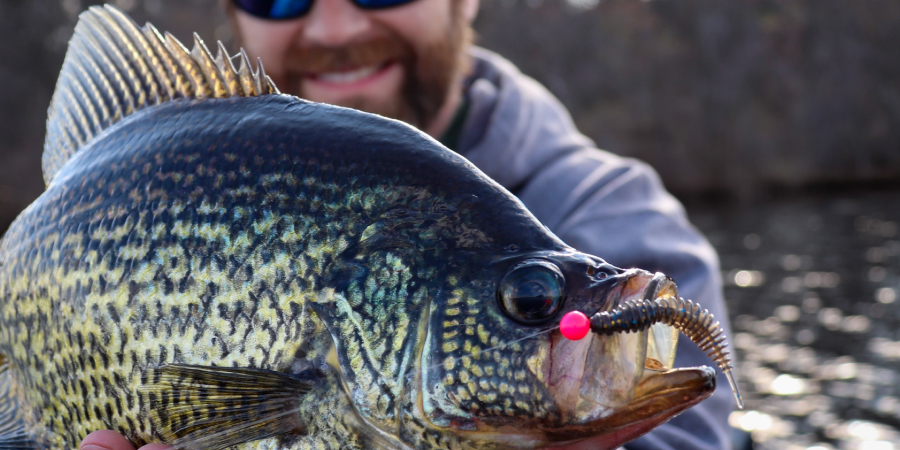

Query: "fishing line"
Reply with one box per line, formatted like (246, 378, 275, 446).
(294, 294, 741, 419)
(401, 325, 560, 384)
(192, 325, 562, 447)
(147, 295, 741, 445)
(297, 325, 560, 413)
(157, 307, 737, 447)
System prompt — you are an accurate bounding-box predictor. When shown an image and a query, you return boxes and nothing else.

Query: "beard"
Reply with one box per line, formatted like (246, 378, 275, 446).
(280, 9, 471, 130)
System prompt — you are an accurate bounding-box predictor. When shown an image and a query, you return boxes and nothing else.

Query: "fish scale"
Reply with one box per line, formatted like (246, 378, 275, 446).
(0, 5, 730, 450)
(2, 96, 459, 448)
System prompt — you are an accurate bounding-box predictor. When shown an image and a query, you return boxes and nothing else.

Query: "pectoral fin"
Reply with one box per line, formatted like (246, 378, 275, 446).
(0, 362, 37, 449)
(140, 364, 313, 450)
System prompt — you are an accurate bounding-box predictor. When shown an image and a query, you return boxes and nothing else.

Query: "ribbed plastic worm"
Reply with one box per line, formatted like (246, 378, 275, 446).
(590, 296, 744, 408)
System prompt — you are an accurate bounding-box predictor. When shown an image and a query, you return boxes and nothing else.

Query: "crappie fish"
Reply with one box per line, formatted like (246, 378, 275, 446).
(0, 5, 735, 450)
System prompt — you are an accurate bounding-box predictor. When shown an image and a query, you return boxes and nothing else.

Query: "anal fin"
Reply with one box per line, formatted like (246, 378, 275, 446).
(140, 365, 313, 450)
(0, 363, 37, 450)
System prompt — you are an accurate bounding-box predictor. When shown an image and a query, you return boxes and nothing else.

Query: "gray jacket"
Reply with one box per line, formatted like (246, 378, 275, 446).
(458, 47, 734, 450)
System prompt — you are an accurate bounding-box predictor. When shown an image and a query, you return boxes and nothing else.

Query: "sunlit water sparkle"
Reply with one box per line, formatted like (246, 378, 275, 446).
(691, 190, 900, 449)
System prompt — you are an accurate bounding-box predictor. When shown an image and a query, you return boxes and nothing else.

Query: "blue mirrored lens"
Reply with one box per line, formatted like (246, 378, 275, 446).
(233, 0, 415, 19)
(269, 0, 312, 18)
(232, 0, 311, 19)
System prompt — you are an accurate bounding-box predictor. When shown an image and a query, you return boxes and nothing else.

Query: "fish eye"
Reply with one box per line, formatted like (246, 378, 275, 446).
(498, 260, 566, 325)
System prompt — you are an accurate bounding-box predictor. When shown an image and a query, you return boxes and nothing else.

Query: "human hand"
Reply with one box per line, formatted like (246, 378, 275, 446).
(80, 430, 174, 450)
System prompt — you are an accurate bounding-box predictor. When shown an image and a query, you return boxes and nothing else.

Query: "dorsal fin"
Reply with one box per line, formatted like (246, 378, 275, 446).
(43, 4, 280, 185)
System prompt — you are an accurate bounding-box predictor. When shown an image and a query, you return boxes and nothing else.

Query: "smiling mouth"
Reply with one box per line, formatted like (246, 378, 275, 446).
(306, 61, 394, 86)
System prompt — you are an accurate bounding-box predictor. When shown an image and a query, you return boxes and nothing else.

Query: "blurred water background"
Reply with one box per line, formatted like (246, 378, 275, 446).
(691, 189, 900, 450)
(2, 1, 899, 449)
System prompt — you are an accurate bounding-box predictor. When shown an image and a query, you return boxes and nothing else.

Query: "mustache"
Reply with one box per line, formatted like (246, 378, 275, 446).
(284, 35, 415, 74)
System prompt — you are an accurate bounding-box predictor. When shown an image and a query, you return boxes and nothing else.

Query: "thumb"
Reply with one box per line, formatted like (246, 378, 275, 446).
(80, 430, 175, 450)
(80, 430, 136, 450)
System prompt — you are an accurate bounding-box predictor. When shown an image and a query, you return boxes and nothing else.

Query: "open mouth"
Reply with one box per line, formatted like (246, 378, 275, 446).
(540, 366, 717, 449)
(305, 61, 396, 88)
(411, 267, 723, 449)
(542, 270, 714, 442)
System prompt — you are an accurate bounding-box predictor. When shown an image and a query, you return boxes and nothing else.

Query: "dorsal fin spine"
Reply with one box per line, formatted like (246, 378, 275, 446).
(141, 23, 185, 99)
(52, 90, 83, 151)
(56, 83, 90, 149)
(43, 4, 280, 185)
(69, 48, 112, 127)
(82, 15, 137, 116)
(165, 32, 209, 98)
(89, 9, 151, 110)
(74, 33, 125, 122)
(191, 34, 229, 98)
(256, 58, 269, 95)
(216, 41, 242, 97)
(237, 50, 256, 96)
(101, 7, 164, 105)
(69, 43, 119, 138)
(66, 54, 105, 135)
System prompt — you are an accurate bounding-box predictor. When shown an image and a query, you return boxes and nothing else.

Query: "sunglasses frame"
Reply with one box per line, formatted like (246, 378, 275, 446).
(231, 0, 419, 21)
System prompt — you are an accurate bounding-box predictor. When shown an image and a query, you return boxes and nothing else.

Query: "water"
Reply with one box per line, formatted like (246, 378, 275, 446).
(690, 189, 900, 450)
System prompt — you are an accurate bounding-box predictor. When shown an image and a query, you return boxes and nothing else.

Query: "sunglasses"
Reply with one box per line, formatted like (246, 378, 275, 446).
(232, 0, 418, 20)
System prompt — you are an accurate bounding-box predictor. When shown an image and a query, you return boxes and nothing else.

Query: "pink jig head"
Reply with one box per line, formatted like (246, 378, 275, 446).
(559, 311, 591, 340)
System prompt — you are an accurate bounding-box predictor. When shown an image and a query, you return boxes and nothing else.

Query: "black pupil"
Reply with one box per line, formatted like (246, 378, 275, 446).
(513, 280, 554, 315)
(500, 261, 565, 324)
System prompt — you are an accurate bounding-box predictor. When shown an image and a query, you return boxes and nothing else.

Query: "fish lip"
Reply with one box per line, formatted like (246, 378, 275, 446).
(606, 270, 675, 313)
(642, 272, 676, 303)
(537, 366, 717, 447)
(444, 368, 716, 449)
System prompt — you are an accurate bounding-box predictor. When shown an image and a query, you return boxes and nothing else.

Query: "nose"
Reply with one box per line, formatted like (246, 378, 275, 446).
(302, 0, 372, 46)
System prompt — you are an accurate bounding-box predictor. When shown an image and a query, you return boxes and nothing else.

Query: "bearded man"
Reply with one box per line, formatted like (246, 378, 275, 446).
(80, 0, 734, 449)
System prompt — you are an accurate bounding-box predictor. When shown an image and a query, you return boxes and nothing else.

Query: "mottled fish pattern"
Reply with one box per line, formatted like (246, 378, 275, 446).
(0, 5, 719, 450)
(4, 90, 576, 448)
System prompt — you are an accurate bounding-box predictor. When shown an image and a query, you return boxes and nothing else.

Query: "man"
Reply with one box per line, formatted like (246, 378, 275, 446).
(80, 0, 733, 449)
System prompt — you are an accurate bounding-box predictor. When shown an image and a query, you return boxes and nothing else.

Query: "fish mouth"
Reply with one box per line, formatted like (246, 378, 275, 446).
(540, 270, 712, 445)
(540, 367, 717, 449)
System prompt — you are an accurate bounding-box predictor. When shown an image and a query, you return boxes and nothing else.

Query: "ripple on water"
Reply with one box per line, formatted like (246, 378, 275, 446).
(691, 190, 900, 449)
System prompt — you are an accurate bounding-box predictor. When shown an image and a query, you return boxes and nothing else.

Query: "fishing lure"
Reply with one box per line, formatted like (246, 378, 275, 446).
(561, 297, 744, 408)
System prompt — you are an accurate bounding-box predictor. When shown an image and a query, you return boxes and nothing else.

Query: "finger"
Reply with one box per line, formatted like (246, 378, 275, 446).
(80, 430, 136, 450)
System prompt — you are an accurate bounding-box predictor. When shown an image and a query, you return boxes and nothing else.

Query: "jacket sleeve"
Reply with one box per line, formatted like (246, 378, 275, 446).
(517, 148, 734, 450)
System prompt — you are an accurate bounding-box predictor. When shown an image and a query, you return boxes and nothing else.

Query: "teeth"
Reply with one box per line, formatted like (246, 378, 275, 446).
(644, 357, 665, 371)
(316, 65, 380, 84)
